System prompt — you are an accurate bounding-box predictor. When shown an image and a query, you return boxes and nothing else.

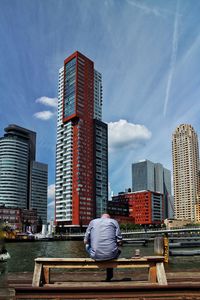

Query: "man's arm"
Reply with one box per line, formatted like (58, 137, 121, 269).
(115, 221, 123, 246)
(84, 221, 92, 244)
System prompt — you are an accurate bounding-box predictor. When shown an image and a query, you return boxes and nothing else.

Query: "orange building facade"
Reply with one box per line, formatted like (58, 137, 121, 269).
(112, 191, 164, 225)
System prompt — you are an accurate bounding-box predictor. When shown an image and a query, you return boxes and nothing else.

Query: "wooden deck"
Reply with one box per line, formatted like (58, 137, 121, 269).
(4, 270, 200, 299)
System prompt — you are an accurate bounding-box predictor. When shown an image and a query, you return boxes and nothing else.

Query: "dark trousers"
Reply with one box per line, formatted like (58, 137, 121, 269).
(86, 245, 121, 281)
(106, 249, 121, 281)
(106, 268, 113, 281)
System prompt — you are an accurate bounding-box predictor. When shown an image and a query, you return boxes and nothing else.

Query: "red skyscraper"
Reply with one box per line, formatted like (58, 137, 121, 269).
(55, 51, 108, 228)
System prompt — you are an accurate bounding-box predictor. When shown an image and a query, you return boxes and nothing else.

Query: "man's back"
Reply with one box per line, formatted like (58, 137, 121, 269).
(84, 216, 122, 261)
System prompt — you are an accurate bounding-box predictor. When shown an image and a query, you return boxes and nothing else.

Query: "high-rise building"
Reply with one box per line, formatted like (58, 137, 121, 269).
(55, 51, 108, 227)
(172, 124, 200, 221)
(132, 160, 173, 219)
(0, 124, 48, 223)
(132, 160, 155, 192)
(30, 161, 48, 224)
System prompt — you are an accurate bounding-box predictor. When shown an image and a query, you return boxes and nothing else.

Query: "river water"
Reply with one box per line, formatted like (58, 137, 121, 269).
(1, 240, 200, 275)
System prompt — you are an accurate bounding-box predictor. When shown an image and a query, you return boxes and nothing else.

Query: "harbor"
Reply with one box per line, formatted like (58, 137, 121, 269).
(1, 237, 200, 299)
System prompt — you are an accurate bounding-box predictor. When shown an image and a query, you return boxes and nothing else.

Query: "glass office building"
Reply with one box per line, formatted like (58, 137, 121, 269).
(31, 161, 48, 224)
(0, 125, 48, 223)
(132, 159, 173, 219)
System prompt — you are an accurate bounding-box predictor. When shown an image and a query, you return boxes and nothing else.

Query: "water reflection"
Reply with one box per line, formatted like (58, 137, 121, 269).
(2, 240, 200, 273)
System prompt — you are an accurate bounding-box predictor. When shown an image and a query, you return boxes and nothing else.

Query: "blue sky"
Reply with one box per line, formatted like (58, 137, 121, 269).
(0, 0, 200, 221)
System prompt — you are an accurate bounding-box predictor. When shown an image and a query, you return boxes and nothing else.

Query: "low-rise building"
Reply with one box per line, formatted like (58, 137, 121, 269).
(164, 218, 191, 229)
(107, 199, 133, 224)
(0, 205, 37, 232)
(111, 190, 164, 225)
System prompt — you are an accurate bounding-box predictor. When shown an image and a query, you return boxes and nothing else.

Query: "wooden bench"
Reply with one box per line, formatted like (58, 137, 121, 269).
(32, 256, 167, 287)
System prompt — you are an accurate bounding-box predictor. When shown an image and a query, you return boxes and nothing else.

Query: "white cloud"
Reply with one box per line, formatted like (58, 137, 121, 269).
(34, 110, 55, 120)
(36, 96, 58, 108)
(108, 119, 152, 152)
(34, 96, 58, 121)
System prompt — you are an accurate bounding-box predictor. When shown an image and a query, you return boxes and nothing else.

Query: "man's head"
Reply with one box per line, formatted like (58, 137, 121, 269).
(101, 213, 110, 219)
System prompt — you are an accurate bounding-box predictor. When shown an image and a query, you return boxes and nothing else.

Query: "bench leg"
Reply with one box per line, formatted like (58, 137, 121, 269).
(32, 263, 43, 287)
(156, 262, 167, 285)
(148, 265, 157, 283)
(43, 267, 50, 284)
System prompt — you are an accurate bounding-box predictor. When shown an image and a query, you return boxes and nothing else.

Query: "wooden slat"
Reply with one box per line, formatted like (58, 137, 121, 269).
(35, 256, 164, 263)
(41, 262, 151, 267)
(156, 262, 167, 285)
(14, 283, 200, 299)
(43, 263, 151, 269)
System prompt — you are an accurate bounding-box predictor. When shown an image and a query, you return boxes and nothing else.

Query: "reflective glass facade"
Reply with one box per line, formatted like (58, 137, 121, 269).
(132, 159, 172, 219)
(31, 161, 48, 223)
(0, 137, 29, 208)
(0, 125, 48, 224)
(132, 160, 154, 192)
(63, 57, 76, 119)
(94, 120, 108, 218)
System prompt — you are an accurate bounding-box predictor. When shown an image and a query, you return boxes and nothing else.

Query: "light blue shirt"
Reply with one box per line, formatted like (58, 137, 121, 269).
(84, 217, 122, 261)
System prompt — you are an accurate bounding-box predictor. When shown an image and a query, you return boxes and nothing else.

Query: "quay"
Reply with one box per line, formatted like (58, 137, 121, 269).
(3, 226, 200, 242)
(3, 269, 200, 299)
(55, 226, 200, 240)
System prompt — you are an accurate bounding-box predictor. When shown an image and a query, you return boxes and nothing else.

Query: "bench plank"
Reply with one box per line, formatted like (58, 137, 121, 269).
(43, 263, 151, 269)
(35, 256, 164, 263)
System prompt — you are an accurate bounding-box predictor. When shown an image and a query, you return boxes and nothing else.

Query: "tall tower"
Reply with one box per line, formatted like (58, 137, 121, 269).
(132, 159, 173, 219)
(55, 51, 108, 227)
(172, 124, 199, 221)
(0, 124, 48, 223)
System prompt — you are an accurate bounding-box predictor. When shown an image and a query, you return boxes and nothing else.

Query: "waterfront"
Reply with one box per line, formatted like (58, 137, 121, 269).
(2, 240, 200, 274)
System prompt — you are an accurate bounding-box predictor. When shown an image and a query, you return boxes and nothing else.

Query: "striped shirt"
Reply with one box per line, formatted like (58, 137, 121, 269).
(84, 217, 122, 261)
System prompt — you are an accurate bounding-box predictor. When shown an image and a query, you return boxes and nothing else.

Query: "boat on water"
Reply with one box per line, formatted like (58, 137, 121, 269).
(123, 240, 148, 246)
(169, 241, 200, 248)
(169, 249, 200, 256)
(0, 244, 11, 262)
(0, 251, 10, 262)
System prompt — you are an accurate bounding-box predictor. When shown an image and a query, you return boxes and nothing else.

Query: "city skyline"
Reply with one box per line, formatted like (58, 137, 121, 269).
(0, 1, 200, 220)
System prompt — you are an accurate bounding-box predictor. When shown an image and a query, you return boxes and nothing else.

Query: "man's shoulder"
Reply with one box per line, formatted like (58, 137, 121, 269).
(89, 218, 101, 225)
(109, 218, 120, 225)
(90, 217, 119, 226)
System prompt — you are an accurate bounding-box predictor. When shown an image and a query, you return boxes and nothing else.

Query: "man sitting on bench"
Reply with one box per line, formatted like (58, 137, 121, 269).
(84, 213, 123, 281)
